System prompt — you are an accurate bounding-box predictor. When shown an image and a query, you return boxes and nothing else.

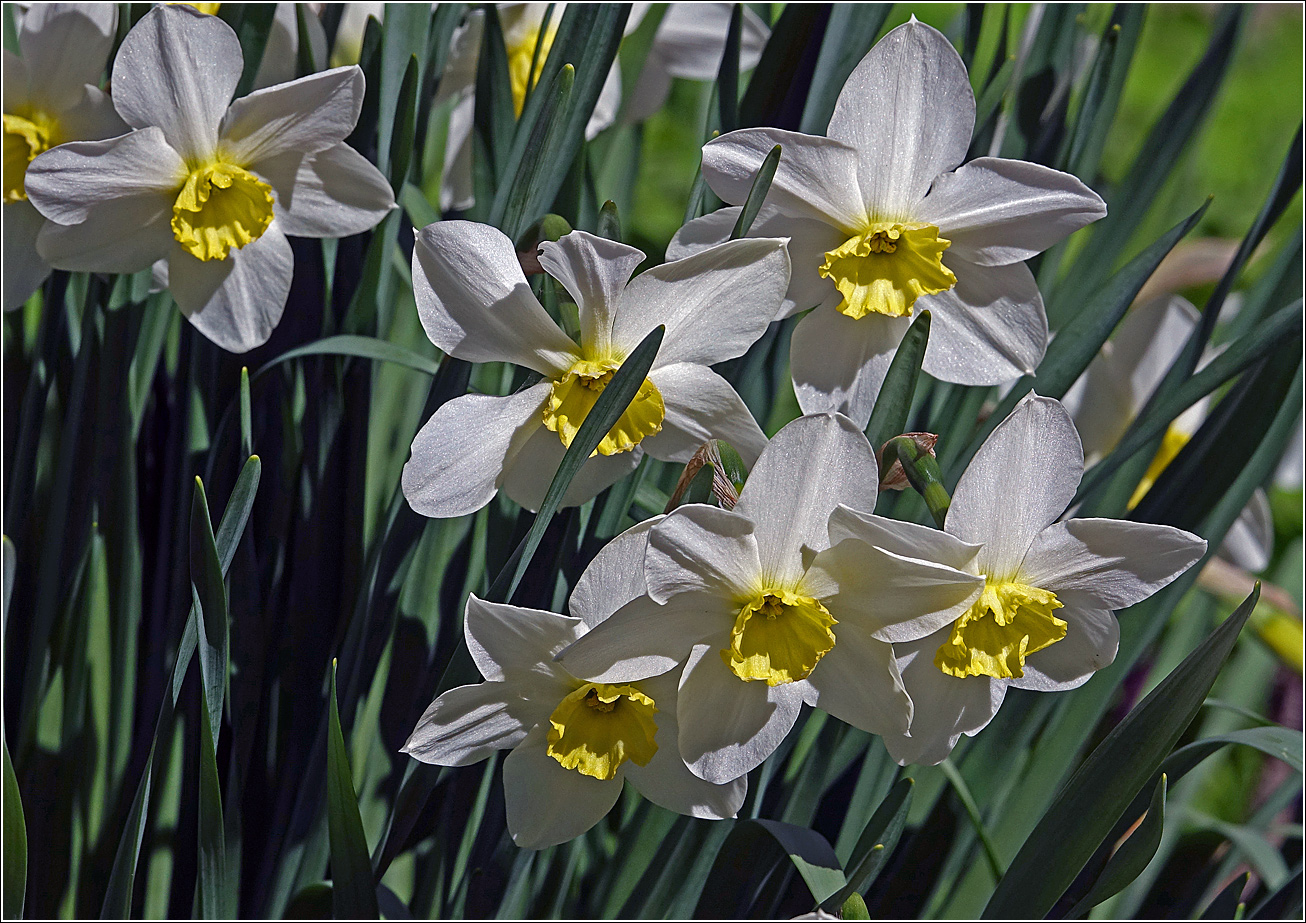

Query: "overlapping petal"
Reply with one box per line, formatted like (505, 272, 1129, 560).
(25, 128, 185, 226)
(1010, 606, 1119, 693)
(642, 363, 768, 465)
(646, 505, 761, 602)
(503, 724, 626, 849)
(538, 231, 644, 356)
(221, 65, 365, 164)
(496, 424, 644, 513)
(558, 593, 722, 684)
(401, 683, 528, 766)
(3, 203, 50, 310)
(568, 517, 662, 628)
(258, 143, 396, 238)
(790, 305, 911, 428)
(804, 629, 911, 737)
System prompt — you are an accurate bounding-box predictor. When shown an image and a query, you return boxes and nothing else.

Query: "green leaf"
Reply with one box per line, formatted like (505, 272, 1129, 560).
(487, 325, 664, 603)
(400, 181, 440, 230)
(841, 892, 871, 920)
(940, 758, 1003, 881)
(295, 2, 323, 76)
(1068, 774, 1167, 916)
(190, 478, 229, 744)
(1201, 872, 1250, 919)
(327, 661, 379, 919)
(824, 777, 913, 910)
(2, 535, 13, 637)
(983, 586, 1259, 918)
(598, 199, 623, 243)
(1164, 726, 1304, 780)
(698, 818, 846, 916)
(375, 2, 430, 178)
(2, 738, 26, 919)
(221, 4, 278, 99)
(239, 366, 252, 458)
(799, 4, 890, 134)
(197, 678, 229, 919)
(1063, 6, 1144, 180)
(253, 334, 442, 381)
(387, 54, 421, 189)
(865, 311, 930, 451)
(730, 144, 782, 240)
(739, 4, 826, 128)
(715, 3, 743, 134)
(99, 741, 154, 919)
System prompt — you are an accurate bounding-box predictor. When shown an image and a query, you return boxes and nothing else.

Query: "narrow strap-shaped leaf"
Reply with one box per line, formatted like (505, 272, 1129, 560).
(190, 478, 229, 744)
(738, 4, 827, 129)
(375, 2, 430, 177)
(487, 325, 664, 604)
(716, 3, 743, 134)
(295, 3, 323, 76)
(799, 4, 891, 134)
(387, 54, 421, 189)
(99, 740, 154, 919)
(2, 738, 26, 919)
(1, 535, 13, 637)
(730, 144, 781, 240)
(1201, 872, 1250, 919)
(940, 759, 1003, 880)
(221, 4, 278, 98)
(253, 335, 442, 380)
(239, 367, 252, 458)
(1067, 774, 1167, 916)
(983, 585, 1259, 918)
(698, 818, 845, 916)
(865, 310, 930, 451)
(822, 777, 913, 910)
(598, 200, 623, 243)
(197, 679, 229, 919)
(328, 661, 380, 919)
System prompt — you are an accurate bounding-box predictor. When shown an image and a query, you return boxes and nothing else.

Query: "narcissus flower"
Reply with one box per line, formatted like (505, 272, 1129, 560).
(670, 18, 1106, 426)
(868, 395, 1206, 765)
(3, 3, 126, 309)
(559, 413, 984, 783)
(402, 529, 744, 849)
(24, 4, 395, 352)
(402, 223, 789, 518)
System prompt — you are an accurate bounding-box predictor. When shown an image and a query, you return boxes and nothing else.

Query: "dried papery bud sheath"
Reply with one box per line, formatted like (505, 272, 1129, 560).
(665, 439, 745, 512)
(882, 433, 950, 527)
(518, 213, 575, 275)
(877, 432, 938, 492)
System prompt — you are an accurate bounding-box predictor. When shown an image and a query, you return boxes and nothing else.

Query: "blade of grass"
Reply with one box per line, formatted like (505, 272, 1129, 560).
(328, 661, 379, 919)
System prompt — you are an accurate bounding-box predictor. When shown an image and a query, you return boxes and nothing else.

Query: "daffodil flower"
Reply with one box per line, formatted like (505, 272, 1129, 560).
(402, 222, 789, 518)
(402, 523, 744, 850)
(23, 4, 395, 352)
(1062, 294, 1272, 571)
(669, 19, 1107, 427)
(558, 412, 985, 784)
(860, 394, 1206, 765)
(3, 2, 126, 310)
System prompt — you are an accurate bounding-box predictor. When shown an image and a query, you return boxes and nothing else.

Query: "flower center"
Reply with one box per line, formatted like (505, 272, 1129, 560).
(546, 682, 659, 781)
(171, 161, 275, 262)
(3, 111, 58, 204)
(722, 589, 837, 686)
(1127, 424, 1190, 510)
(935, 579, 1065, 680)
(506, 19, 559, 116)
(542, 358, 665, 456)
(819, 222, 956, 319)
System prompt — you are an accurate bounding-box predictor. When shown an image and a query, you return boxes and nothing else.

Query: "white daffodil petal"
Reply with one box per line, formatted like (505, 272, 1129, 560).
(412, 221, 578, 375)
(1011, 606, 1119, 692)
(1219, 490, 1273, 573)
(948, 395, 1083, 577)
(259, 143, 395, 238)
(918, 157, 1106, 266)
(665, 206, 736, 260)
(1020, 518, 1207, 611)
(587, 62, 621, 139)
(920, 259, 1048, 386)
(503, 723, 625, 849)
(112, 5, 242, 160)
(701, 127, 866, 230)
(829, 19, 974, 219)
(805, 539, 983, 643)
(18, 3, 116, 111)
(624, 53, 674, 123)
(35, 195, 175, 274)
(569, 517, 662, 628)
(558, 591, 727, 684)
(402, 382, 550, 520)
(641, 363, 768, 465)
(805, 631, 910, 736)
(25, 128, 186, 226)
(252, 2, 328, 90)
(883, 630, 1006, 766)
(222, 66, 365, 165)
(655, 3, 769, 79)
(614, 237, 790, 366)
(677, 643, 805, 783)
(790, 305, 912, 429)
(168, 227, 293, 353)
(54, 85, 129, 142)
(733, 413, 880, 584)
(537, 231, 644, 356)
(440, 92, 476, 211)
(826, 506, 983, 573)
(497, 424, 643, 513)
(401, 682, 527, 766)
(3, 50, 26, 112)
(1116, 296, 1201, 407)
(625, 671, 746, 819)
(646, 504, 761, 602)
(463, 595, 583, 687)
(3, 202, 50, 310)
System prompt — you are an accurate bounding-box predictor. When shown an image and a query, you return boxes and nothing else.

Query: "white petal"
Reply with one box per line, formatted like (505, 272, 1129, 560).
(558, 591, 726, 684)
(652, 3, 769, 80)
(3, 50, 27, 112)
(25, 128, 185, 226)
(537, 231, 644, 357)
(918, 158, 1106, 266)
(586, 62, 621, 139)
(251, 2, 328, 91)
(401, 382, 550, 520)
(882, 629, 1005, 766)
(18, 3, 115, 111)
(260, 143, 395, 238)
(463, 595, 584, 694)
(1218, 490, 1273, 573)
(1019, 517, 1207, 611)
(439, 92, 476, 211)
(830, 20, 973, 218)
(806, 630, 910, 736)
(701, 127, 867, 230)
(35, 194, 175, 274)
(826, 506, 983, 572)
(733, 413, 880, 585)
(625, 670, 745, 819)
(401, 682, 527, 766)
(623, 53, 674, 123)
(222, 66, 365, 164)
(641, 363, 767, 466)
(805, 539, 983, 643)
(497, 424, 643, 513)
(111, 5, 242, 160)
(613, 237, 790, 366)
(412, 221, 578, 375)
(790, 304, 911, 429)
(52, 85, 129, 142)
(3, 202, 50, 310)
(665, 207, 734, 261)
(646, 504, 761, 601)
(503, 723, 624, 849)
(947, 395, 1083, 577)
(919, 259, 1048, 386)
(167, 225, 293, 353)
(1011, 606, 1119, 692)
(677, 643, 804, 783)
(569, 517, 662, 628)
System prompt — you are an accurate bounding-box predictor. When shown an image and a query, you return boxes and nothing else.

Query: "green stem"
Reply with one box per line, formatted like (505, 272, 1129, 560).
(887, 435, 952, 528)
